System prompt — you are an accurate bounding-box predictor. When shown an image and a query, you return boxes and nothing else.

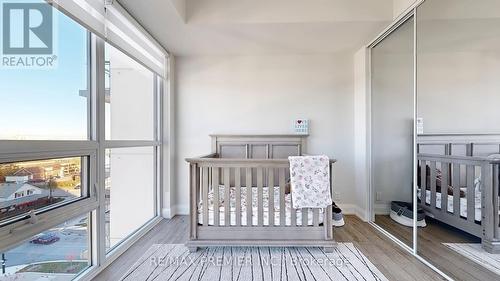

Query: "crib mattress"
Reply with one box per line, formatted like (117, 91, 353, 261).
(198, 186, 324, 226)
(417, 188, 481, 221)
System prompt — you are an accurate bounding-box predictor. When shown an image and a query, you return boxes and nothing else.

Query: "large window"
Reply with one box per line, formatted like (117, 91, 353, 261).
(103, 43, 160, 253)
(0, 1, 165, 280)
(0, 14, 89, 140)
(105, 44, 155, 141)
(0, 4, 98, 280)
(105, 147, 155, 250)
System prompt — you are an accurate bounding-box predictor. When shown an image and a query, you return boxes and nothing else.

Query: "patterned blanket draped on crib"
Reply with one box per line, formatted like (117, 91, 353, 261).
(289, 155, 332, 208)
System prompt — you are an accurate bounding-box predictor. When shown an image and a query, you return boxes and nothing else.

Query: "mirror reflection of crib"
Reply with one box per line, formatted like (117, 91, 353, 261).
(417, 134, 500, 253)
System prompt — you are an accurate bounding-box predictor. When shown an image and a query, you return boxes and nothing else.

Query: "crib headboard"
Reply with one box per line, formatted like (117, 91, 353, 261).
(418, 134, 500, 157)
(211, 134, 307, 159)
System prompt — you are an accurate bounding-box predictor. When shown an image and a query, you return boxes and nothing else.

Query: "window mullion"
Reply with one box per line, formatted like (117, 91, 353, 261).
(156, 78, 164, 217)
(94, 34, 107, 267)
(0, 141, 97, 157)
(103, 140, 161, 149)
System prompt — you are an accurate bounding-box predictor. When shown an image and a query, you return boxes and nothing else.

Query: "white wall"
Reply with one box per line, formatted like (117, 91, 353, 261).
(173, 54, 356, 214)
(162, 56, 177, 218)
(353, 48, 369, 220)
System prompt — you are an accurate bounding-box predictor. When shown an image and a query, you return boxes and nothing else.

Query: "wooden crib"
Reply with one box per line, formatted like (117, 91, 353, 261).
(185, 135, 336, 252)
(418, 134, 500, 253)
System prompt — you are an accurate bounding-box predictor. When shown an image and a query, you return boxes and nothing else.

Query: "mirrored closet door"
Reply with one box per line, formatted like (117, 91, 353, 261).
(370, 0, 500, 280)
(416, 0, 500, 280)
(371, 15, 415, 248)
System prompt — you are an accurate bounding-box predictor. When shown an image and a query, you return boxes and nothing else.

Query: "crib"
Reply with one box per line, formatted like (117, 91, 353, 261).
(185, 135, 336, 252)
(418, 134, 500, 253)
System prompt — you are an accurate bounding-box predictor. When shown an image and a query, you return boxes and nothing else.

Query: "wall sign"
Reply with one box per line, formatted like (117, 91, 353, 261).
(417, 118, 424, 134)
(294, 119, 309, 135)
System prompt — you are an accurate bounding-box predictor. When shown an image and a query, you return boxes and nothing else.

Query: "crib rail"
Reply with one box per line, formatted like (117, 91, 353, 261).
(186, 155, 336, 246)
(418, 153, 500, 252)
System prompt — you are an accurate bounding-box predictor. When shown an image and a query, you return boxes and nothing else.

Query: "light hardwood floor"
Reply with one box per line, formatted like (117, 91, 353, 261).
(375, 215, 499, 281)
(94, 215, 445, 281)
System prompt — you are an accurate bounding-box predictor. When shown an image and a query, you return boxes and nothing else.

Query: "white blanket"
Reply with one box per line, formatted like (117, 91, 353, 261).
(289, 155, 332, 209)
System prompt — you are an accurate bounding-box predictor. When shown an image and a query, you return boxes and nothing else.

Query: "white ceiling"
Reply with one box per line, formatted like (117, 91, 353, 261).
(117, 0, 394, 56)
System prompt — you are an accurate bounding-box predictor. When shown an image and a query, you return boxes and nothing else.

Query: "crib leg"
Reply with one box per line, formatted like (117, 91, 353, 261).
(187, 246, 198, 253)
(482, 239, 500, 254)
(323, 246, 335, 253)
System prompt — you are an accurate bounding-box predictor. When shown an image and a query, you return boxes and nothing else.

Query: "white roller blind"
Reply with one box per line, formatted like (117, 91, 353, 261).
(49, 0, 167, 78)
(50, 0, 106, 35)
(104, 2, 166, 77)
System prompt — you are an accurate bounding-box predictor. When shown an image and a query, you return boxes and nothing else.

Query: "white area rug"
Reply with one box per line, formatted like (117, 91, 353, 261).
(121, 243, 388, 281)
(443, 243, 500, 276)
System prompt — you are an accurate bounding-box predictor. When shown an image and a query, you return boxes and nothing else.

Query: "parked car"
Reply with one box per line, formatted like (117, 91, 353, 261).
(30, 233, 60, 245)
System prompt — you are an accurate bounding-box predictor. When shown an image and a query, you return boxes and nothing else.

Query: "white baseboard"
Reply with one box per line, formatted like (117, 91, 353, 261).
(161, 207, 172, 219)
(338, 203, 368, 221)
(163, 204, 190, 218)
(374, 203, 391, 215)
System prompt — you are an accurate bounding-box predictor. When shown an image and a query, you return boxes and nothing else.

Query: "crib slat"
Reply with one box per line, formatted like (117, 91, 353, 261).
(466, 165, 475, 222)
(196, 166, 200, 230)
(453, 163, 460, 217)
(492, 164, 500, 239)
(190, 164, 197, 239)
(268, 168, 274, 226)
(246, 168, 252, 226)
(482, 163, 494, 240)
(235, 168, 241, 226)
(208, 165, 212, 192)
(257, 167, 264, 227)
(421, 161, 427, 206)
(224, 168, 231, 226)
(442, 162, 449, 214)
(212, 167, 220, 226)
(325, 205, 333, 240)
(279, 168, 286, 226)
(430, 161, 437, 209)
(202, 167, 209, 226)
(302, 208, 308, 227)
(313, 209, 319, 227)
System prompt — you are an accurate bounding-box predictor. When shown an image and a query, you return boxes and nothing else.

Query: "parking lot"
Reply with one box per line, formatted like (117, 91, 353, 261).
(2, 217, 88, 269)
